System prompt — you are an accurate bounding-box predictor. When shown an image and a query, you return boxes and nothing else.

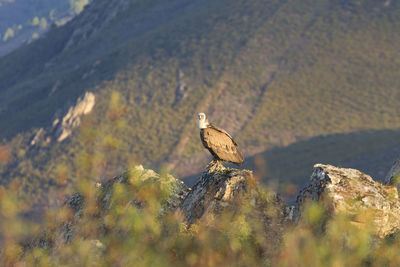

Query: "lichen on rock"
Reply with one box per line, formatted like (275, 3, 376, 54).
(181, 164, 253, 224)
(294, 164, 400, 238)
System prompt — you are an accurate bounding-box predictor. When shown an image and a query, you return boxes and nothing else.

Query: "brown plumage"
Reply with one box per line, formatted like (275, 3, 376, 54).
(198, 113, 244, 165)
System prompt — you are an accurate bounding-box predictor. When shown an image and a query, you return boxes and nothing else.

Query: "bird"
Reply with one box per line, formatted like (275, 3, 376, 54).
(198, 112, 244, 167)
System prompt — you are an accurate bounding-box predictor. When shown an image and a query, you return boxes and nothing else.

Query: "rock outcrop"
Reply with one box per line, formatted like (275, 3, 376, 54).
(24, 162, 400, 252)
(294, 164, 400, 238)
(25, 164, 287, 250)
(54, 92, 95, 142)
(181, 164, 287, 253)
(23, 165, 189, 250)
(28, 92, 96, 148)
(181, 165, 252, 224)
(181, 164, 286, 224)
(61, 165, 189, 242)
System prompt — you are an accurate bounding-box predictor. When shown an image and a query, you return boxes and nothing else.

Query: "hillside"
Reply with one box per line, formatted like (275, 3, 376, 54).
(0, 0, 89, 56)
(0, 0, 399, 206)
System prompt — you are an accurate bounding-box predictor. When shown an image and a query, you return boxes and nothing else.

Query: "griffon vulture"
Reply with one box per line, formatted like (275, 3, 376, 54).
(198, 112, 244, 165)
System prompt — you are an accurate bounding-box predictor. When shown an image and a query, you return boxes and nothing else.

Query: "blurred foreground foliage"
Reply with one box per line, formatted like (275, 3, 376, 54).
(0, 0, 399, 264)
(1, 171, 400, 266)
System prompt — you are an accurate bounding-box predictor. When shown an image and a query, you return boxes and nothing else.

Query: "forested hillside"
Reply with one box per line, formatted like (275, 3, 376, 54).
(0, 0, 399, 207)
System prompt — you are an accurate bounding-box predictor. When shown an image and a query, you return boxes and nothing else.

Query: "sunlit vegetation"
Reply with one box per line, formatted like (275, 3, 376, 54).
(0, 166, 400, 265)
(0, 0, 399, 259)
(2, 27, 14, 41)
(0, 0, 398, 233)
(279, 203, 400, 266)
(0, 0, 86, 54)
(31, 17, 40, 26)
(69, 0, 90, 15)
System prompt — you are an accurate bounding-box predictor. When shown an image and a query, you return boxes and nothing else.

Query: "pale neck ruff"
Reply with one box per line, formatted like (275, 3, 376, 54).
(198, 120, 208, 129)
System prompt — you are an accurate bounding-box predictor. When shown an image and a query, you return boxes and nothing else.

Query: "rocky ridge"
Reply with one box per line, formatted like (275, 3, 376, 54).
(25, 161, 400, 251)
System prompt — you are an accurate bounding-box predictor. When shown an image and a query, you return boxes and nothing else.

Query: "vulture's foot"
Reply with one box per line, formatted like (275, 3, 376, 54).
(205, 160, 224, 173)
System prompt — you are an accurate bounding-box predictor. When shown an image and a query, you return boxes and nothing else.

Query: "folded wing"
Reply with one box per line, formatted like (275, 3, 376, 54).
(201, 125, 244, 165)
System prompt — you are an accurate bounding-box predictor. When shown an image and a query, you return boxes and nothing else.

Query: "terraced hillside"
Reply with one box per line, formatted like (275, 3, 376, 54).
(0, 0, 399, 206)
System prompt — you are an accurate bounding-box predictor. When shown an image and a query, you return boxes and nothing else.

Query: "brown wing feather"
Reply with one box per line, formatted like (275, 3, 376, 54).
(201, 126, 244, 165)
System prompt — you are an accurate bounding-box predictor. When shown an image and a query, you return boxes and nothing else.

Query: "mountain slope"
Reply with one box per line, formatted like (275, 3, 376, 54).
(0, 0, 399, 206)
(0, 0, 89, 56)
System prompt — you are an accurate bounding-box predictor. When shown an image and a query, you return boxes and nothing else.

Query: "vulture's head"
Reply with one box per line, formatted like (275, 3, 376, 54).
(198, 112, 209, 129)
